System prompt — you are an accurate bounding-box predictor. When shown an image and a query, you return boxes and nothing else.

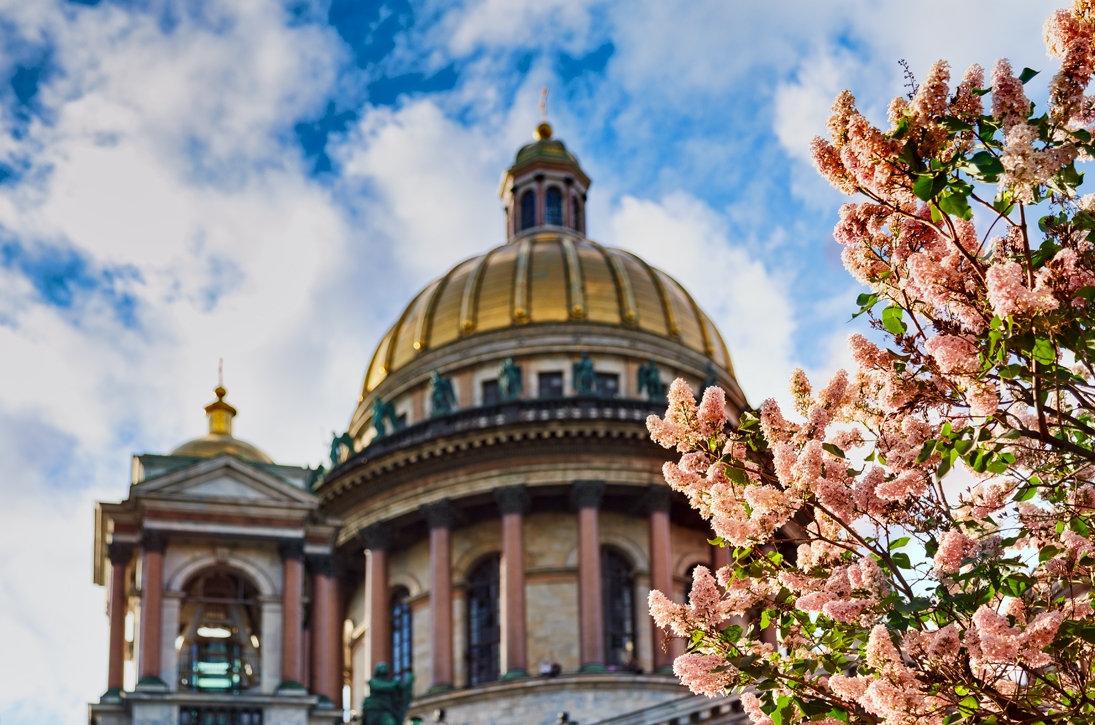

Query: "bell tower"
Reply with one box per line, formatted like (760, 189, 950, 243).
(500, 89, 591, 240)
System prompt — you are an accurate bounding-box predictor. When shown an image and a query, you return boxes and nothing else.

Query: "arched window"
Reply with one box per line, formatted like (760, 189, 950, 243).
(602, 548, 636, 668)
(520, 190, 537, 231)
(177, 571, 262, 693)
(466, 554, 501, 685)
(545, 187, 563, 226)
(571, 197, 582, 232)
(391, 587, 413, 679)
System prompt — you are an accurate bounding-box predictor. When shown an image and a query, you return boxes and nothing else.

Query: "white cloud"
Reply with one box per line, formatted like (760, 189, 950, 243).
(605, 192, 799, 403)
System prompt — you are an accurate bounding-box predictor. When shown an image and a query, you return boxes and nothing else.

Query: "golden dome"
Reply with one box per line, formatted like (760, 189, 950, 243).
(170, 386, 273, 464)
(361, 232, 733, 394)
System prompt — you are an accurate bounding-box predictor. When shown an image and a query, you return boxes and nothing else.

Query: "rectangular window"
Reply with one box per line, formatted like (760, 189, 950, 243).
(538, 372, 564, 399)
(395, 413, 407, 430)
(595, 373, 619, 399)
(481, 379, 501, 406)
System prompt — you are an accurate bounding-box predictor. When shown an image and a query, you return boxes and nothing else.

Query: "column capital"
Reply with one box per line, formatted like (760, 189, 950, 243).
(107, 541, 134, 565)
(494, 485, 530, 516)
(307, 554, 335, 578)
(570, 480, 604, 510)
(645, 484, 673, 514)
(422, 499, 459, 530)
(278, 540, 305, 561)
(358, 522, 392, 551)
(141, 531, 166, 553)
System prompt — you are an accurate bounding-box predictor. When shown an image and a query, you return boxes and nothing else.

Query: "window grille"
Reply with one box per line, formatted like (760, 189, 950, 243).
(545, 187, 563, 226)
(538, 372, 564, 399)
(481, 380, 501, 406)
(466, 554, 501, 685)
(602, 548, 636, 668)
(594, 373, 619, 399)
(520, 191, 537, 230)
(391, 587, 413, 678)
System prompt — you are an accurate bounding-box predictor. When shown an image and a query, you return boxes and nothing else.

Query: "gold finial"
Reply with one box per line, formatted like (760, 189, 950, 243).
(535, 86, 552, 140)
(205, 359, 236, 436)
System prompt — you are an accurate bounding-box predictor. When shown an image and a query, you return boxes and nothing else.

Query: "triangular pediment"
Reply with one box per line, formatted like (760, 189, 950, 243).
(132, 456, 317, 506)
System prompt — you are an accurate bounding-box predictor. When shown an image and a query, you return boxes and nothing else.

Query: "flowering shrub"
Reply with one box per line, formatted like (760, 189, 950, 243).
(647, 4, 1095, 724)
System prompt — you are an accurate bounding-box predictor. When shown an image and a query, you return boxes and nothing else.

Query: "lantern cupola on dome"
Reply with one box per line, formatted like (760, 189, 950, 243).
(501, 88, 590, 239)
(170, 376, 273, 464)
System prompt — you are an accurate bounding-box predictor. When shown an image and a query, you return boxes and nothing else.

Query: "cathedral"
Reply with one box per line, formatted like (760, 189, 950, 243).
(88, 118, 750, 725)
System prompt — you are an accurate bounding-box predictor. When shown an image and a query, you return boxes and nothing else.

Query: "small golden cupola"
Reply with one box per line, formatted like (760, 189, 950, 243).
(170, 381, 273, 464)
(500, 88, 590, 239)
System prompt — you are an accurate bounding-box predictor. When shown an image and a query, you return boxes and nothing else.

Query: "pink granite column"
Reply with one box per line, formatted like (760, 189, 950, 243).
(310, 555, 340, 704)
(360, 525, 392, 675)
(138, 532, 165, 684)
(280, 542, 305, 688)
(106, 543, 132, 694)
(647, 485, 677, 671)
(564, 181, 573, 229)
(495, 486, 529, 678)
(571, 481, 605, 671)
(423, 501, 457, 691)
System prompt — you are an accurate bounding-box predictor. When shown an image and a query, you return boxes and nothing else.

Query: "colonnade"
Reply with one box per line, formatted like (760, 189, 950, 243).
(104, 536, 344, 703)
(102, 481, 687, 700)
(362, 481, 683, 689)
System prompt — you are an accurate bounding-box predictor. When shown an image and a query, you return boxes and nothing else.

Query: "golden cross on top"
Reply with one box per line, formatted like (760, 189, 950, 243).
(540, 87, 548, 123)
(218, 358, 224, 388)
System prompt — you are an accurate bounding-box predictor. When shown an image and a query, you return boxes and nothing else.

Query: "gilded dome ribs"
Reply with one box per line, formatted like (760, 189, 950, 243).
(414, 274, 452, 353)
(559, 237, 585, 319)
(590, 242, 638, 325)
(512, 238, 532, 323)
(460, 251, 492, 334)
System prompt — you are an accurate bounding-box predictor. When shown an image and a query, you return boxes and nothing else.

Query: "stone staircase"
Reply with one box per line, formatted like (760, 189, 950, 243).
(589, 695, 746, 725)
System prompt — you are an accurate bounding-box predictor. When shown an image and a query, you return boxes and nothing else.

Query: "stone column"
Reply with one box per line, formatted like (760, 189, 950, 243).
(647, 485, 677, 671)
(571, 481, 605, 671)
(138, 532, 166, 684)
(711, 541, 732, 574)
(161, 591, 183, 691)
(106, 543, 132, 694)
(422, 500, 457, 691)
(495, 486, 529, 678)
(310, 555, 340, 704)
(279, 541, 305, 689)
(360, 524, 392, 677)
(259, 596, 283, 694)
(564, 181, 573, 229)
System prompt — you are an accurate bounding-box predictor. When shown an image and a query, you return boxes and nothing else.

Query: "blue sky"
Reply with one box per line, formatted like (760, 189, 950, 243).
(0, 0, 1063, 722)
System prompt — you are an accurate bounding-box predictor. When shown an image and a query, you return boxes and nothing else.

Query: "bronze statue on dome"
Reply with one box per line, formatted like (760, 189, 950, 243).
(362, 662, 414, 725)
(498, 358, 523, 400)
(329, 431, 355, 468)
(429, 371, 457, 417)
(573, 353, 596, 396)
(637, 359, 666, 402)
(372, 397, 400, 437)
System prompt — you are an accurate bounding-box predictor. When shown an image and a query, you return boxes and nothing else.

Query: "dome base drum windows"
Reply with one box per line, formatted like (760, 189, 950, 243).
(602, 548, 638, 672)
(466, 554, 501, 686)
(391, 587, 413, 679)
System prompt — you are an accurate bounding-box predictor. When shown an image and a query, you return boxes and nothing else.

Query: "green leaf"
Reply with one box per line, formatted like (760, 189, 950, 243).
(938, 191, 973, 220)
(912, 174, 934, 201)
(881, 305, 907, 335)
(760, 609, 771, 629)
(1013, 485, 1037, 502)
(1019, 67, 1040, 84)
(890, 552, 912, 569)
(969, 151, 1004, 177)
(916, 440, 936, 463)
(938, 116, 974, 132)
(771, 696, 796, 725)
(1040, 545, 1062, 562)
(889, 536, 911, 551)
(972, 87, 992, 97)
(822, 442, 846, 459)
(1032, 338, 1056, 365)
